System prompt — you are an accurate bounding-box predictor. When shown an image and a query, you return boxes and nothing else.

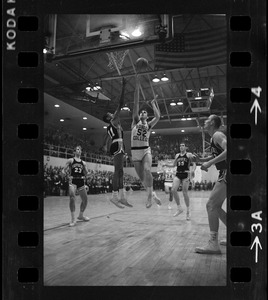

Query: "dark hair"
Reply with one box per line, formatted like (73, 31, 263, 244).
(103, 112, 111, 123)
(211, 115, 222, 129)
(139, 109, 148, 114)
(74, 145, 82, 152)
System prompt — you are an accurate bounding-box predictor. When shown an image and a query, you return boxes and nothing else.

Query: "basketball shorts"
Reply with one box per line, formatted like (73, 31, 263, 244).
(110, 141, 125, 156)
(131, 146, 151, 162)
(69, 178, 86, 191)
(175, 172, 189, 182)
(164, 181, 173, 193)
(217, 169, 227, 183)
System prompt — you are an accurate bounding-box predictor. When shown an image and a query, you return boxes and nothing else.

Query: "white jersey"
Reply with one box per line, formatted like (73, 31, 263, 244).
(131, 120, 151, 149)
(164, 167, 175, 182)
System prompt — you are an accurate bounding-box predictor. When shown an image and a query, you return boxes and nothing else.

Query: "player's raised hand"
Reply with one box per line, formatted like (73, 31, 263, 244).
(151, 94, 158, 104)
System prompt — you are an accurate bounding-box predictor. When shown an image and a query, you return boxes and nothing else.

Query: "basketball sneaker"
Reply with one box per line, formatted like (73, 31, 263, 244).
(152, 192, 162, 206)
(220, 239, 227, 246)
(119, 197, 133, 207)
(77, 216, 90, 222)
(110, 195, 124, 209)
(195, 240, 221, 254)
(69, 220, 76, 227)
(146, 196, 152, 208)
(186, 212, 190, 221)
(173, 207, 183, 217)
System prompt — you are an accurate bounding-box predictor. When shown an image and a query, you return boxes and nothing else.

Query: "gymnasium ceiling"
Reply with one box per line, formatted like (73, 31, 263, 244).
(44, 14, 227, 137)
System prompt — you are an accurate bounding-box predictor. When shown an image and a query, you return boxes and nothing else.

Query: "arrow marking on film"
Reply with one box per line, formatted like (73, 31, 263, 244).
(250, 236, 262, 263)
(250, 99, 261, 125)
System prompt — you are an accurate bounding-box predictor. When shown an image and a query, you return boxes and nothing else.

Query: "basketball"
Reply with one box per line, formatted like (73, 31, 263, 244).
(135, 57, 148, 72)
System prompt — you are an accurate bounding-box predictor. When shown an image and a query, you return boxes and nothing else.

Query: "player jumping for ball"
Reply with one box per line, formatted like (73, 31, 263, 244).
(62, 145, 90, 227)
(193, 114, 227, 254)
(162, 142, 196, 220)
(102, 77, 132, 209)
(131, 75, 162, 208)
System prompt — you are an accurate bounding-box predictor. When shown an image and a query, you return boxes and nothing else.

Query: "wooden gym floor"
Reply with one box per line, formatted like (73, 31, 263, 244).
(44, 190, 226, 286)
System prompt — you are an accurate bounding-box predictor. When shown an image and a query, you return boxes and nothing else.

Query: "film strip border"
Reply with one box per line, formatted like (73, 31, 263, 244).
(2, 1, 266, 299)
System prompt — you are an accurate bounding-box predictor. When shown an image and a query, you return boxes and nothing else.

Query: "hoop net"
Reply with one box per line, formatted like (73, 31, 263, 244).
(107, 49, 129, 70)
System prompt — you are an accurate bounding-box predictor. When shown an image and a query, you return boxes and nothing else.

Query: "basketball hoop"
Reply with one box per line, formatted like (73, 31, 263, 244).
(107, 49, 129, 71)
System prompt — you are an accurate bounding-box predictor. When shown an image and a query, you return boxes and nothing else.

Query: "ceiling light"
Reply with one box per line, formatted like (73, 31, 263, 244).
(83, 117, 87, 120)
(95, 83, 101, 90)
(177, 101, 183, 105)
(54, 104, 60, 108)
(103, 126, 107, 129)
(170, 101, 176, 106)
(83, 128, 87, 130)
(195, 97, 202, 100)
(132, 28, 142, 37)
(181, 129, 185, 132)
(60, 119, 64, 122)
(152, 131, 155, 134)
(161, 74, 169, 81)
(121, 104, 130, 111)
(187, 117, 192, 120)
(152, 75, 160, 83)
(93, 86, 98, 91)
(43, 48, 48, 54)
(181, 118, 187, 121)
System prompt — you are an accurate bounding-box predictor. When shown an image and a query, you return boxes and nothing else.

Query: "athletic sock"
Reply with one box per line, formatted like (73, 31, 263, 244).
(210, 231, 218, 243)
(112, 190, 119, 198)
(147, 186, 153, 197)
(118, 188, 124, 199)
(71, 211, 75, 222)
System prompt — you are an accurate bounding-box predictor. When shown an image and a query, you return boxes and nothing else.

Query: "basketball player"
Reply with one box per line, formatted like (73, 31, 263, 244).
(62, 145, 90, 227)
(162, 161, 176, 209)
(193, 114, 227, 254)
(163, 143, 196, 220)
(102, 77, 132, 209)
(131, 76, 162, 208)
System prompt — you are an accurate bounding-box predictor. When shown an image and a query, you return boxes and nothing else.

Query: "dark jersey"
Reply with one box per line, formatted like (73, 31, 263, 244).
(210, 133, 227, 170)
(70, 158, 84, 178)
(107, 122, 123, 142)
(176, 153, 190, 174)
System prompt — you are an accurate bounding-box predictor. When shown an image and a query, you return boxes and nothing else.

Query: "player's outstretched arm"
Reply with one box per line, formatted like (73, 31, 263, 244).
(114, 77, 127, 120)
(148, 95, 160, 128)
(132, 75, 140, 127)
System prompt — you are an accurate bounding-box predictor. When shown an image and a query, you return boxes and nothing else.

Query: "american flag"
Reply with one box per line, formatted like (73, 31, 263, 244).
(154, 27, 226, 69)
